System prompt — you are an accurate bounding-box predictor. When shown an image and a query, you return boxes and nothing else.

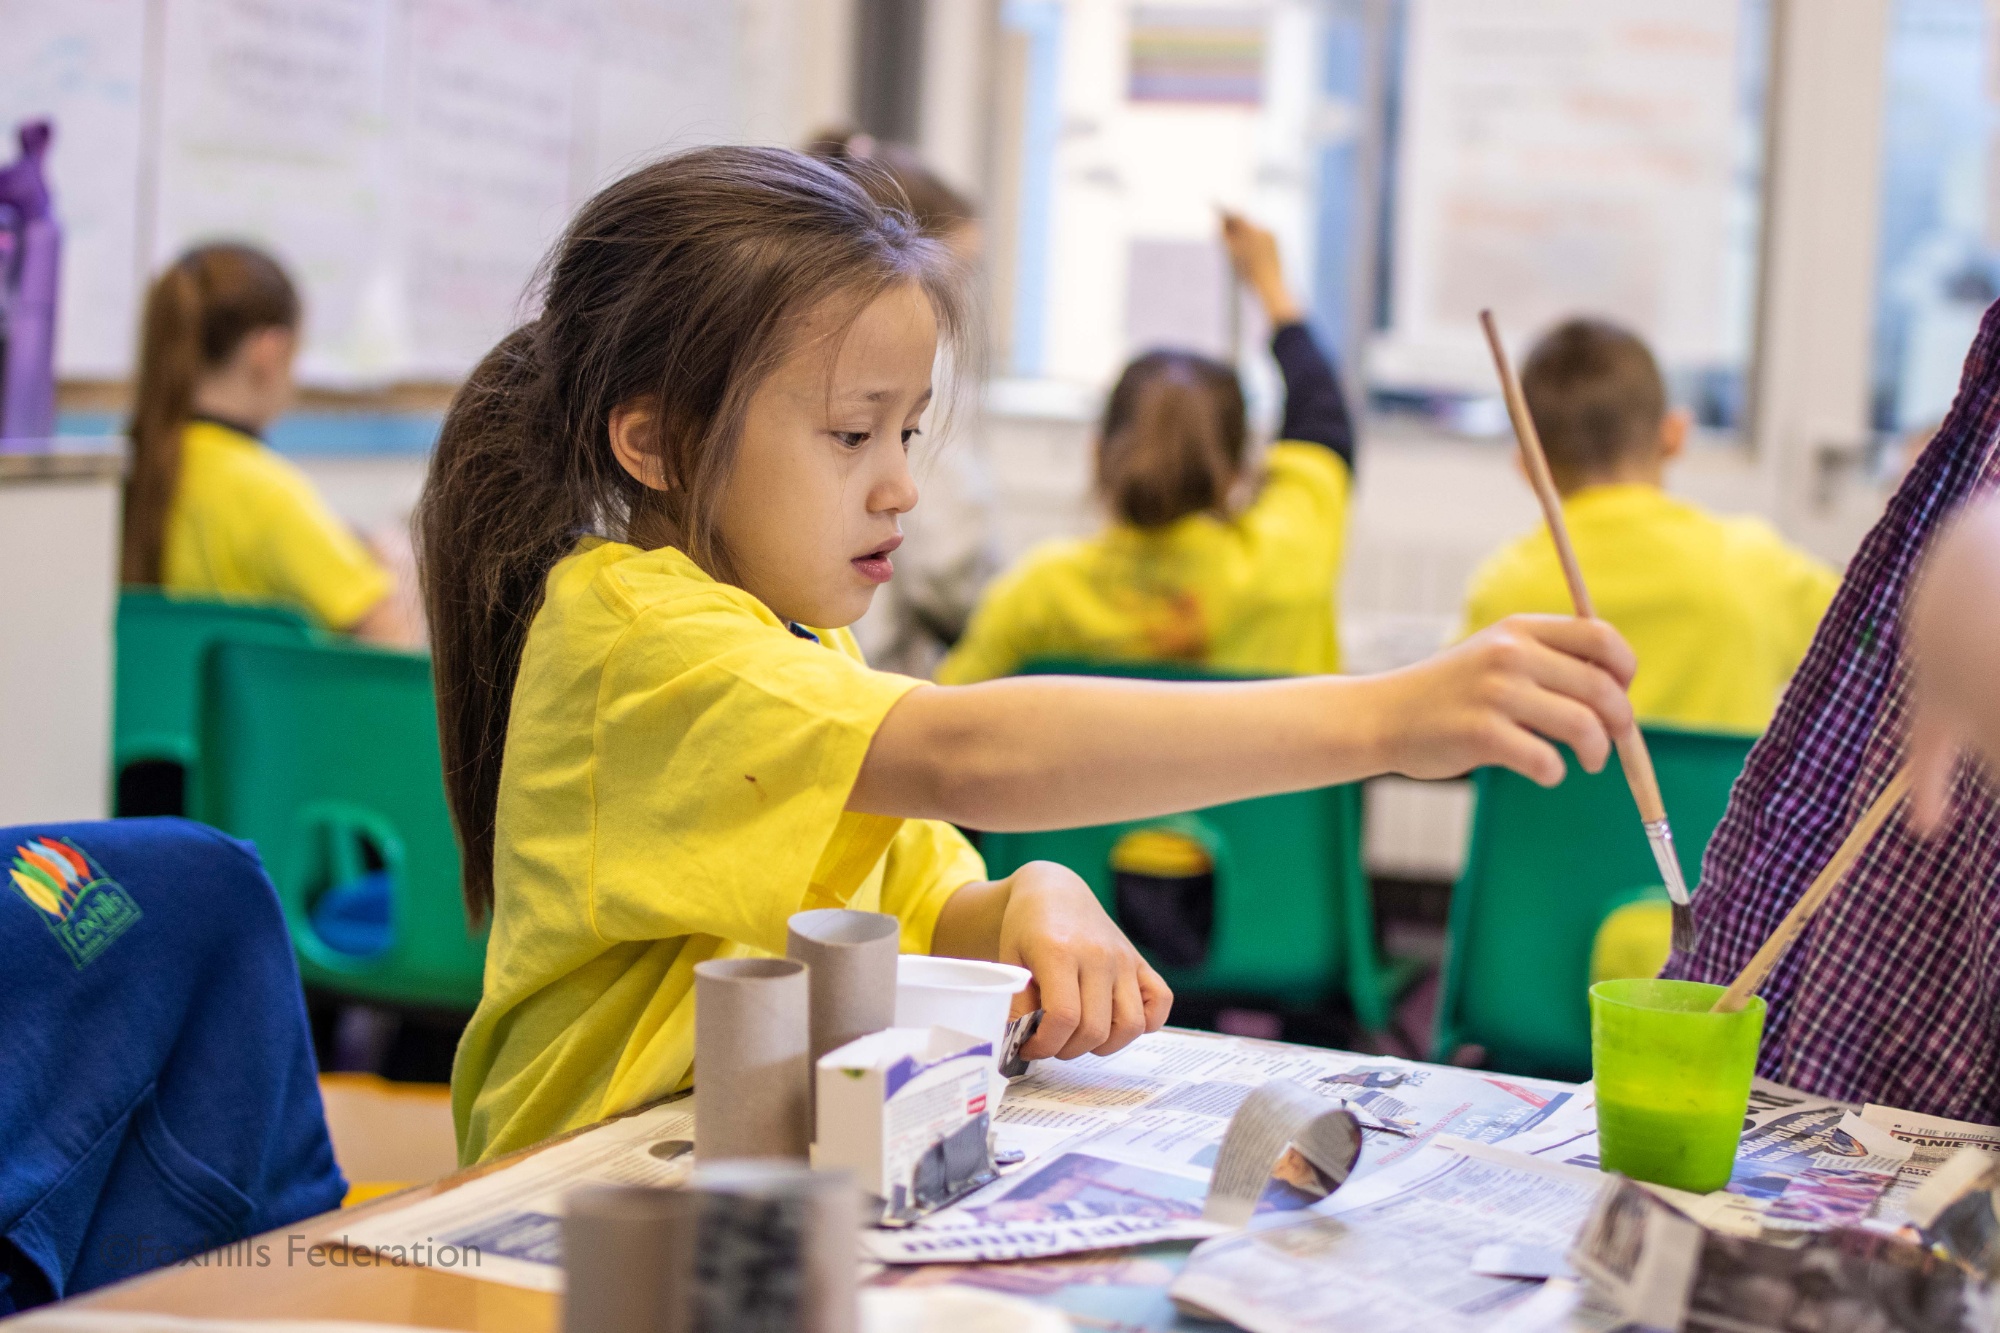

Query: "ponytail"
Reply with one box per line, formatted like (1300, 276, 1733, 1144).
(1095, 351, 1247, 529)
(416, 325, 598, 922)
(122, 245, 300, 584)
(417, 146, 968, 922)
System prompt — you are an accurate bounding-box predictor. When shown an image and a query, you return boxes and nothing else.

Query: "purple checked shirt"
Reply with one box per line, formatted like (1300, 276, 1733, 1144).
(1663, 301, 2000, 1120)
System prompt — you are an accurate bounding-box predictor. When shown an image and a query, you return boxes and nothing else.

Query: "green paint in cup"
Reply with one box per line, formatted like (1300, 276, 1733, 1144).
(1589, 978, 1765, 1195)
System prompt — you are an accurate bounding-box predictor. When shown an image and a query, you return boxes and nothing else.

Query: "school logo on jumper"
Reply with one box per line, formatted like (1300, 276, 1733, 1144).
(8, 837, 142, 968)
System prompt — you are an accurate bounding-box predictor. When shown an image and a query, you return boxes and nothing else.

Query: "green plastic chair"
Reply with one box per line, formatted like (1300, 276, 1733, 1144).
(112, 589, 322, 816)
(976, 658, 1414, 1033)
(1432, 724, 1758, 1079)
(196, 638, 487, 1011)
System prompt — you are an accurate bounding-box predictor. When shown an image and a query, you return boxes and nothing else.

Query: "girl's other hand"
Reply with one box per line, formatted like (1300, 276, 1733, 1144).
(998, 860, 1173, 1060)
(930, 861, 1172, 1061)
(1365, 614, 1637, 788)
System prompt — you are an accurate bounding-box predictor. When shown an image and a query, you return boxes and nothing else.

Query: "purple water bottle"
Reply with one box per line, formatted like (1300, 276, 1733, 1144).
(0, 121, 60, 448)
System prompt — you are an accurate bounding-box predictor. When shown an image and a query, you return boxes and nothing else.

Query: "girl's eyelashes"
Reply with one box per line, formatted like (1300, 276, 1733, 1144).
(901, 428, 920, 446)
(833, 431, 869, 449)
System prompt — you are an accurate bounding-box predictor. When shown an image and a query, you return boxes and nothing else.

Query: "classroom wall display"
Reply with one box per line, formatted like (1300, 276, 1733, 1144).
(0, 0, 770, 386)
(1371, 0, 1757, 397)
(1012, 0, 1324, 398)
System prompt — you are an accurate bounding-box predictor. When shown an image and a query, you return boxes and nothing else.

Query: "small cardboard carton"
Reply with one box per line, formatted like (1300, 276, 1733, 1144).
(812, 1026, 997, 1225)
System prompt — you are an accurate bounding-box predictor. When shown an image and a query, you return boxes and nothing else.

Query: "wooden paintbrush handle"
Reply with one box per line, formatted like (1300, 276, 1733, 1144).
(1614, 725, 1667, 824)
(1710, 766, 1913, 1014)
(1479, 310, 1596, 620)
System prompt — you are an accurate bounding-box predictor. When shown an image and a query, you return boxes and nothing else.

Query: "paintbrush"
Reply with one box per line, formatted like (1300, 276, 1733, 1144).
(1710, 766, 1911, 1013)
(1478, 310, 1697, 953)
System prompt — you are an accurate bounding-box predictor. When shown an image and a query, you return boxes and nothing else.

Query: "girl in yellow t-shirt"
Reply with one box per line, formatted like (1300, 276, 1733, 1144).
(940, 214, 1352, 683)
(122, 244, 417, 644)
(419, 146, 1643, 1164)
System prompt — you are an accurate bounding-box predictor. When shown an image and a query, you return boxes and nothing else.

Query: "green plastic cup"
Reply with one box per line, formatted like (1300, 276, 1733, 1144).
(1590, 978, 1765, 1194)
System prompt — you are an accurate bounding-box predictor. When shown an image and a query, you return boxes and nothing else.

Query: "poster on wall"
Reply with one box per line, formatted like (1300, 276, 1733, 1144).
(152, 0, 401, 384)
(1373, 0, 1748, 395)
(397, 0, 580, 378)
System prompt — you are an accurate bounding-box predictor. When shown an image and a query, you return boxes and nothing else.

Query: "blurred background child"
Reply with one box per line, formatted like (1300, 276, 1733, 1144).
(938, 213, 1354, 684)
(121, 244, 419, 647)
(1462, 318, 1838, 733)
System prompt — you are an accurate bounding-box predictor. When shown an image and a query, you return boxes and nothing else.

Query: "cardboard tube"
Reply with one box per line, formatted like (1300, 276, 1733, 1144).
(691, 1162, 858, 1333)
(562, 1185, 695, 1333)
(786, 909, 899, 1068)
(694, 957, 810, 1161)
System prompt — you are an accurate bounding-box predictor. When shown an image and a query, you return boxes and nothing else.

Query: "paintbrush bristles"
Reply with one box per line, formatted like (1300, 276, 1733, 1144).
(1709, 767, 1913, 1014)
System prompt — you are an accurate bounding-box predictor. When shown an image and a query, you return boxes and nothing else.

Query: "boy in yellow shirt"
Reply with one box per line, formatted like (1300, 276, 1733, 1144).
(1462, 318, 1838, 733)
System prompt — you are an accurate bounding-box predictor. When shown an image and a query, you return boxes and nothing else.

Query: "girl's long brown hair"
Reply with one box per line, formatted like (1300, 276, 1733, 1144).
(1095, 350, 1247, 528)
(417, 145, 967, 922)
(123, 245, 299, 584)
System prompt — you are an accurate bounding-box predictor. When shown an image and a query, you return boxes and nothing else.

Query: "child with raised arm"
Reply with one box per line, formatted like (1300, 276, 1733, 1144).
(418, 148, 1638, 1163)
(939, 213, 1353, 683)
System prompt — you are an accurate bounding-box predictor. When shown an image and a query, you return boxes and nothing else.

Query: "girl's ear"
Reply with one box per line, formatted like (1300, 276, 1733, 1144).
(609, 400, 672, 491)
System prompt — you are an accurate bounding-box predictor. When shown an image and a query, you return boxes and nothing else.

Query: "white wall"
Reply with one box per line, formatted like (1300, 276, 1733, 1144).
(0, 463, 119, 825)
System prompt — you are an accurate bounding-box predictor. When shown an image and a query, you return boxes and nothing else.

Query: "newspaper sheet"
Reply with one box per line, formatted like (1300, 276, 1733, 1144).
(1506, 1079, 1910, 1235)
(1863, 1104, 2000, 1229)
(1570, 1176, 1982, 1333)
(865, 1029, 1582, 1263)
(335, 1097, 696, 1291)
(1166, 1138, 1608, 1333)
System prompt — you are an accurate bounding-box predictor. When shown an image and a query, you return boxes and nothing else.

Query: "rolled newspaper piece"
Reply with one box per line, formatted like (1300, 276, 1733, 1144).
(692, 1161, 859, 1333)
(786, 909, 898, 1069)
(562, 1184, 696, 1333)
(1202, 1079, 1362, 1227)
(694, 957, 811, 1161)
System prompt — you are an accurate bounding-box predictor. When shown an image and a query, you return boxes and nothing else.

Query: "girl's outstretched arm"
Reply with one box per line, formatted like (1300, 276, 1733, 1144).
(851, 613, 1637, 830)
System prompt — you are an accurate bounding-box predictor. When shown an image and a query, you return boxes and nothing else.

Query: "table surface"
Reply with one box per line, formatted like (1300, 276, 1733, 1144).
(72, 1139, 561, 1331)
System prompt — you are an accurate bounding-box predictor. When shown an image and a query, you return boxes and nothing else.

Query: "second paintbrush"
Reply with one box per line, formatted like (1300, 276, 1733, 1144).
(1477, 309, 1697, 949)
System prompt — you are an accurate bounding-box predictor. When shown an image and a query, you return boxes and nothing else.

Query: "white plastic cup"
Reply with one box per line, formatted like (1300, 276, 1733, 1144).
(894, 956, 1032, 1096)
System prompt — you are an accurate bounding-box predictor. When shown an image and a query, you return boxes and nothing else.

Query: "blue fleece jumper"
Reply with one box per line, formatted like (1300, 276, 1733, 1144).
(0, 818, 345, 1310)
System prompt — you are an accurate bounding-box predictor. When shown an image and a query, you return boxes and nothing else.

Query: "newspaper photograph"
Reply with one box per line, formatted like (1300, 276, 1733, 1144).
(1167, 1138, 1608, 1333)
(1510, 1080, 1910, 1234)
(870, 1029, 1585, 1264)
(334, 1096, 697, 1290)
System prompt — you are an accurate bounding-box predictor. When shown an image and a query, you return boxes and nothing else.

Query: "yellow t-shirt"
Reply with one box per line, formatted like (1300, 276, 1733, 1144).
(453, 539, 986, 1164)
(1461, 485, 1840, 732)
(937, 442, 1350, 683)
(160, 418, 390, 630)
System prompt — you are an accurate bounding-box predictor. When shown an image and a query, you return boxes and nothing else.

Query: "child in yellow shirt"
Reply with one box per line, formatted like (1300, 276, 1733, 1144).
(940, 215, 1351, 683)
(419, 146, 1645, 1164)
(123, 244, 417, 644)
(1463, 318, 1838, 733)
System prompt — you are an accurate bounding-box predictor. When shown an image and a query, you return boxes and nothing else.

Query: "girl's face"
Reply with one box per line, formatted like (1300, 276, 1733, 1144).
(718, 281, 938, 629)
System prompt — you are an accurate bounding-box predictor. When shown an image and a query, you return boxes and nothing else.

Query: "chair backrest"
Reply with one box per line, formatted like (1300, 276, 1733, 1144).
(1434, 724, 1757, 1079)
(113, 590, 320, 808)
(979, 657, 1390, 1029)
(196, 638, 485, 1011)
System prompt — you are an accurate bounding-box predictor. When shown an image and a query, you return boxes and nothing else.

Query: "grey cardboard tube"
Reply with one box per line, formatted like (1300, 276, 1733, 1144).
(786, 909, 898, 1070)
(691, 1162, 858, 1333)
(694, 957, 811, 1161)
(562, 1184, 695, 1333)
